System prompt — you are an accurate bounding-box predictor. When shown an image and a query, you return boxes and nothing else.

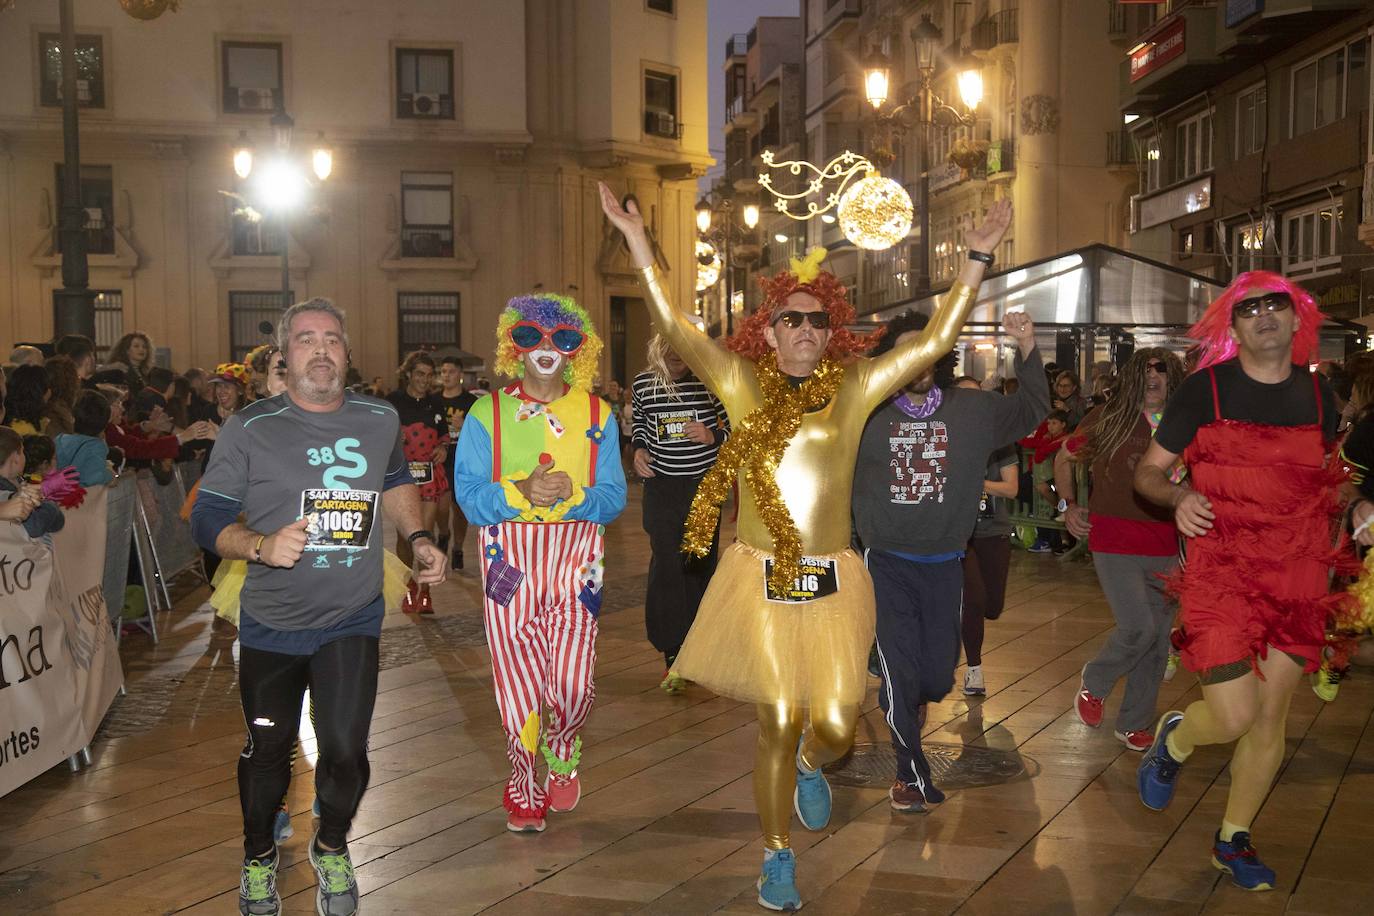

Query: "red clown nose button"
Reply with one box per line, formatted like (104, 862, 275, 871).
(539, 452, 553, 465)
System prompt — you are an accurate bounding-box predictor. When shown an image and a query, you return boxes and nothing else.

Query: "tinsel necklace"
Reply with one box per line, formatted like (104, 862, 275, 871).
(681, 352, 846, 595)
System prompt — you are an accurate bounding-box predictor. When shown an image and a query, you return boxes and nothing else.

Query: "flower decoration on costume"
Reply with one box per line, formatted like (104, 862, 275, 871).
(1187, 271, 1324, 372)
(494, 293, 604, 391)
(585, 425, 605, 444)
(485, 542, 505, 562)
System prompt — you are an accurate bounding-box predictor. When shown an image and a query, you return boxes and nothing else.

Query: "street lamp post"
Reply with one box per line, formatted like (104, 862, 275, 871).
(862, 14, 983, 293)
(695, 195, 760, 337)
(52, 0, 94, 339)
(231, 107, 332, 312)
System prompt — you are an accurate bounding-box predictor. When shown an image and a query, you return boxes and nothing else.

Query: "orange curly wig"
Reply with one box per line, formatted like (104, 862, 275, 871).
(725, 266, 882, 362)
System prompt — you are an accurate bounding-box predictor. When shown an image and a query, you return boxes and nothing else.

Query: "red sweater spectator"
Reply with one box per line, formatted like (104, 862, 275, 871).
(104, 422, 180, 461)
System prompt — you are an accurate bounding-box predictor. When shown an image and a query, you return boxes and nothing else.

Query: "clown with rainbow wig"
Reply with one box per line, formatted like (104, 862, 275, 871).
(453, 292, 626, 835)
(1133, 270, 1359, 892)
(601, 181, 1011, 911)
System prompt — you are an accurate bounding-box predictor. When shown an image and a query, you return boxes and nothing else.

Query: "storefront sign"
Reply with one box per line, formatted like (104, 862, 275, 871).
(1225, 0, 1263, 29)
(1135, 176, 1212, 231)
(1130, 17, 1186, 83)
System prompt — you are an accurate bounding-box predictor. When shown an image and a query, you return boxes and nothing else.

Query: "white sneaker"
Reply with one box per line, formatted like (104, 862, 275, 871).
(1163, 652, 1179, 682)
(962, 666, 986, 696)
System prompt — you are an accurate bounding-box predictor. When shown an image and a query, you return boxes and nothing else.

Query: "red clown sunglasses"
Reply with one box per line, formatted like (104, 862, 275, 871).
(508, 321, 586, 355)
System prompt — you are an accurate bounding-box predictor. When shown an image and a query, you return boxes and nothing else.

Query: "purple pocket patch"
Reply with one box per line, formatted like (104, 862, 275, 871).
(484, 558, 525, 606)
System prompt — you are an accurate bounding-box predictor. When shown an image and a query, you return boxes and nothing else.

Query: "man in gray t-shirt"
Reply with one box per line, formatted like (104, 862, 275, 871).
(191, 299, 444, 916)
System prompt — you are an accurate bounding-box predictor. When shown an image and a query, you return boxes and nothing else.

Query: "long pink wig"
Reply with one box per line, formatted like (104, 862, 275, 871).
(1188, 271, 1324, 372)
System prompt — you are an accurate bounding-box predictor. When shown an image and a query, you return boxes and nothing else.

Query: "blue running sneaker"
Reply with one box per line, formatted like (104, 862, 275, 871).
(757, 848, 802, 911)
(1138, 710, 1185, 811)
(272, 806, 293, 843)
(312, 797, 321, 818)
(793, 739, 831, 831)
(1211, 830, 1275, 891)
(238, 848, 281, 916)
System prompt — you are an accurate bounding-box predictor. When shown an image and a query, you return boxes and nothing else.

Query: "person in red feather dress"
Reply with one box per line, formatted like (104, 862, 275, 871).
(1132, 272, 1355, 892)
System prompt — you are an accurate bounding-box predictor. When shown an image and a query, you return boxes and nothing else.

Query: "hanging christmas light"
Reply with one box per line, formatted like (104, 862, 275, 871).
(837, 171, 913, 251)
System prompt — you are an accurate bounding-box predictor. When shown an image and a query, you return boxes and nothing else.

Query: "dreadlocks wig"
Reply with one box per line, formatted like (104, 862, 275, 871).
(1188, 271, 1324, 372)
(1074, 348, 1185, 466)
(494, 293, 604, 392)
(726, 247, 881, 362)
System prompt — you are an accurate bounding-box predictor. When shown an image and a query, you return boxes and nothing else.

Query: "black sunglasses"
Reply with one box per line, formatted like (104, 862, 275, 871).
(1233, 293, 1292, 320)
(773, 310, 831, 330)
(1145, 360, 1168, 374)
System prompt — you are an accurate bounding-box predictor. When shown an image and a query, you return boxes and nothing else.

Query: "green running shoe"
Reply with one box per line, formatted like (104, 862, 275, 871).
(309, 835, 359, 916)
(238, 849, 280, 916)
(1311, 663, 1343, 703)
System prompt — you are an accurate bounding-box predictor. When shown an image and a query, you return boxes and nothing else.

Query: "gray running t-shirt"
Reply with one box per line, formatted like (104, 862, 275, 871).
(198, 392, 407, 630)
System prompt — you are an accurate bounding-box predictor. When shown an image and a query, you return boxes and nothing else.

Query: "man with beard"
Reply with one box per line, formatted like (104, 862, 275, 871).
(193, 298, 446, 916)
(1133, 272, 1350, 891)
(851, 309, 1047, 813)
(1057, 349, 1186, 751)
(454, 293, 627, 835)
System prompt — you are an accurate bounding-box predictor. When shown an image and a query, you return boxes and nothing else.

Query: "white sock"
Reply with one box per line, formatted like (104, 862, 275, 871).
(764, 846, 790, 861)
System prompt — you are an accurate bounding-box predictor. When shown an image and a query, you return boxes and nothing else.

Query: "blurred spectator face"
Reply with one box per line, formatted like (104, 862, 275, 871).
(0, 445, 22, 481)
(267, 353, 288, 396)
(1046, 416, 1067, 438)
(1054, 374, 1079, 399)
(213, 380, 243, 410)
(606, 380, 622, 401)
(127, 336, 149, 365)
(1002, 378, 1019, 395)
(440, 362, 462, 391)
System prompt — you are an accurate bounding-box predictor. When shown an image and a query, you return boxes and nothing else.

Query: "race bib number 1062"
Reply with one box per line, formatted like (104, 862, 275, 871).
(300, 489, 379, 551)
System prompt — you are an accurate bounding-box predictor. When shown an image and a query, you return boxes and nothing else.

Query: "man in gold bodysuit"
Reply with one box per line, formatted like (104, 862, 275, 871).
(600, 182, 1010, 910)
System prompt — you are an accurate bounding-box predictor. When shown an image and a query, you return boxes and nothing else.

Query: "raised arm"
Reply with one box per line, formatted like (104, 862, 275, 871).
(859, 199, 1012, 407)
(598, 182, 742, 390)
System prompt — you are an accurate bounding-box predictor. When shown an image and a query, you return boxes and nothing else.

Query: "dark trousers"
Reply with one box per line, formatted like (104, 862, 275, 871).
(961, 535, 1012, 666)
(238, 636, 378, 857)
(869, 551, 964, 793)
(642, 474, 718, 663)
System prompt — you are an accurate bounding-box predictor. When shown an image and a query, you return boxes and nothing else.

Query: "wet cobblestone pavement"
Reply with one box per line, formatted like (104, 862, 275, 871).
(95, 571, 647, 739)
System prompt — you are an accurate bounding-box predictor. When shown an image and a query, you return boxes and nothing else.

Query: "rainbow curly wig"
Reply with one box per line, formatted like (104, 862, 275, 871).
(1188, 270, 1324, 372)
(726, 247, 882, 362)
(494, 293, 604, 392)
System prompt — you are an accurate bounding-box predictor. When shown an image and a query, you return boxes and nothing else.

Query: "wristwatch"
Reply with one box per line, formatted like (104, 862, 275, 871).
(1056, 498, 1072, 514)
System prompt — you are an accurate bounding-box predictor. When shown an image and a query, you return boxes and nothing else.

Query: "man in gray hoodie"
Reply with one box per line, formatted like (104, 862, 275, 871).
(853, 308, 1048, 812)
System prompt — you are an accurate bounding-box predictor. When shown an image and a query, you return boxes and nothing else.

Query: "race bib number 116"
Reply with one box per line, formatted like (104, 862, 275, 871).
(764, 557, 840, 603)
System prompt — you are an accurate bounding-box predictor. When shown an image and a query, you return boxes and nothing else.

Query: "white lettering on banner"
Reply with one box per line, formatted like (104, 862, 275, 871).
(0, 487, 124, 797)
(886, 419, 949, 505)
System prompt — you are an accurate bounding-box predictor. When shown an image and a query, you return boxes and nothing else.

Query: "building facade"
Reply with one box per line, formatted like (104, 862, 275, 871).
(1120, 1, 1374, 321)
(0, 0, 710, 387)
(712, 0, 1136, 329)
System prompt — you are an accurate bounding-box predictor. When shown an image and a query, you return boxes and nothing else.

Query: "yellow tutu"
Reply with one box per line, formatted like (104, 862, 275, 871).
(671, 542, 874, 707)
(211, 551, 412, 626)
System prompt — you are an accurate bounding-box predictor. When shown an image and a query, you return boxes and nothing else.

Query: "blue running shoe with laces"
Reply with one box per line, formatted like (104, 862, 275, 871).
(1138, 710, 1185, 811)
(757, 847, 802, 911)
(792, 738, 831, 831)
(238, 848, 281, 916)
(309, 834, 359, 916)
(272, 807, 293, 843)
(1211, 830, 1275, 891)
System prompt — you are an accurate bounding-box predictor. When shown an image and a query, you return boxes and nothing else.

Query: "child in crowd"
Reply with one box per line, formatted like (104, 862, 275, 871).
(1020, 409, 1071, 553)
(54, 390, 114, 486)
(0, 427, 64, 538)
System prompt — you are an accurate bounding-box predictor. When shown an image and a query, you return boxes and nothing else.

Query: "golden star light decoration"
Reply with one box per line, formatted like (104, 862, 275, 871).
(757, 149, 913, 252)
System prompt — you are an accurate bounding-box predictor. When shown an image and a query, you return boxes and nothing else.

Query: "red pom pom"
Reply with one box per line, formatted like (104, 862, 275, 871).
(539, 452, 552, 465)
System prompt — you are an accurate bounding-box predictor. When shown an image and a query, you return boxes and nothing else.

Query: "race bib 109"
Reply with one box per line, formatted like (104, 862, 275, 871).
(656, 411, 695, 442)
(763, 557, 840, 603)
(300, 489, 379, 551)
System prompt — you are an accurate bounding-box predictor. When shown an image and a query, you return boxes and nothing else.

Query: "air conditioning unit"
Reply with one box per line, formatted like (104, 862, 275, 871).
(409, 93, 443, 117)
(83, 207, 105, 229)
(647, 111, 678, 138)
(236, 87, 276, 111)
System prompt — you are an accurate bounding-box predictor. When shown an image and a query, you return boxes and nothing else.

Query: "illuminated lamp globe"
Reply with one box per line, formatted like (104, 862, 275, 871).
(695, 239, 721, 291)
(837, 172, 913, 251)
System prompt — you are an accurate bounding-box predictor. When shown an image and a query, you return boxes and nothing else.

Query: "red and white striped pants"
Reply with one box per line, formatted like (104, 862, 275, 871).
(479, 519, 604, 816)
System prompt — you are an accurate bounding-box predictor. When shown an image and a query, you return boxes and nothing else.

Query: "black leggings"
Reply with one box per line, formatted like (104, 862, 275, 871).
(238, 636, 379, 857)
(961, 536, 1011, 667)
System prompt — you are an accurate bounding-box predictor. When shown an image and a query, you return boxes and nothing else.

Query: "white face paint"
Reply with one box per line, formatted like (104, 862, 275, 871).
(524, 347, 565, 379)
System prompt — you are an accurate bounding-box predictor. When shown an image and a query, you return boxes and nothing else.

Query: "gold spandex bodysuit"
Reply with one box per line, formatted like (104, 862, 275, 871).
(638, 264, 979, 851)
(638, 266, 976, 552)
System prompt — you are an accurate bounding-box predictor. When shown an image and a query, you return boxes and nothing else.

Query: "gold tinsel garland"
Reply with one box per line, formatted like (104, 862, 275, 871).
(682, 353, 846, 595)
(1344, 549, 1374, 634)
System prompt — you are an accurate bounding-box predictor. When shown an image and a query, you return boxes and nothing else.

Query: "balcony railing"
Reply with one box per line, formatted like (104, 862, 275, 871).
(1106, 129, 1139, 167)
(726, 95, 745, 123)
(725, 33, 748, 58)
(986, 138, 1015, 176)
(971, 8, 1019, 52)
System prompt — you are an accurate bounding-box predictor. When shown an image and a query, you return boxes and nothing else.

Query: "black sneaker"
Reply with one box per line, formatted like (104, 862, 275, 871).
(451, 549, 464, 570)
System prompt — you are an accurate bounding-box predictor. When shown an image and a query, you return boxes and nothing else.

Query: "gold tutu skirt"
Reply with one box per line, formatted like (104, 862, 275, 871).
(672, 542, 875, 707)
(211, 551, 411, 626)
